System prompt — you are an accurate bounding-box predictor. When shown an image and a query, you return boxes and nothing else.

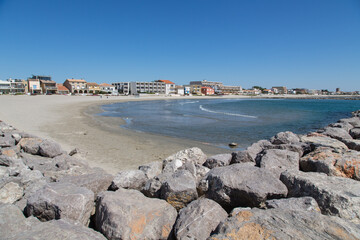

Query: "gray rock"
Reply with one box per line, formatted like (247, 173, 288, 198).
(204, 154, 232, 169)
(230, 151, 254, 164)
(245, 140, 272, 161)
(174, 198, 228, 240)
(209, 208, 360, 240)
(138, 161, 163, 179)
(264, 142, 310, 157)
(300, 147, 360, 180)
(322, 127, 353, 141)
(58, 169, 113, 197)
(110, 169, 147, 191)
(142, 173, 172, 198)
(300, 133, 348, 150)
(350, 127, 360, 139)
(0, 146, 20, 158)
(0, 182, 23, 204)
(0, 204, 40, 239)
(270, 131, 300, 145)
(256, 149, 300, 178)
(163, 147, 207, 167)
(352, 110, 360, 117)
(329, 121, 354, 132)
(95, 188, 177, 240)
(11, 133, 22, 143)
(339, 117, 360, 128)
(280, 170, 360, 223)
(160, 170, 198, 210)
(0, 134, 16, 147)
(18, 137, 43, 155)
(266, 197, 320, 212)
(9, 219, 107, 240)
(341, 138, 360, 151)
(206, 163, 288, 210)
(26, 182, 94, 225)
(38, 139, 64, 158)
(194, 164, 210, 181)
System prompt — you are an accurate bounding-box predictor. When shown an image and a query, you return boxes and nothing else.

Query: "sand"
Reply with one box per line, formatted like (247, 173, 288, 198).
(0, 95, 232, 174)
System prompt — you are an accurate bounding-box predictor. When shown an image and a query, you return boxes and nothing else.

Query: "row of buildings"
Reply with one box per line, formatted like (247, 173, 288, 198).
(0, 75, 117, 95)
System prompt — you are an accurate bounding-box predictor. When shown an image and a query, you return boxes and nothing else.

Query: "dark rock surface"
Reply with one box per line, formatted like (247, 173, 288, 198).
(110, 169, 147, 191)
(204, 154, 232, 169)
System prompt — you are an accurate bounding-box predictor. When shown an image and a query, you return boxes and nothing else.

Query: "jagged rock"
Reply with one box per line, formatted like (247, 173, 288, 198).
(160, 170, 198, 210)
(9, 219, 107, 240)
(0, 182, 23, 204)
(350, 128, 360, 139)
(0, 204, 40, 239)
(300, 147, 360, 180)
(58, 169, 113, 197)
(0, 155, 12, 166)
(206, 163, 288, 210)
(270, 131, 300, 145)
(0, 122, 15, 131)
(194, 164, 210, 181)
(329, 121, 354, 132)
(142, 173, 171, 198)
(266, 197, 320, 212)
(38, 139, 64, 158)
(322, 127, 353, 141)
(0, 134, 16, 147)
(18, 137, 43, 155)
(204, 154, 232, 169)
(300, 133, 348, 150)
(230, 151, 253, 164)
(95, 188, 177, 240)
(11, 133, 22, 143)
(264, 142, 310, 158)
(21, 153, 55, 172)
(256, 149, 300, 178)
(339, 117, 360, 128)
(138, 161, 163, 179)
(341, 138, 360, 151)
(26, 182, 94, 225)
(245, 140, 272, 161)
(110, 169, 147, 191)
(209, 208, 360, 240)
(280, 170, 360, 223)
(163, 147, 207, 167)
(174, 198, 228, 240)
(1, 146, 20, 158)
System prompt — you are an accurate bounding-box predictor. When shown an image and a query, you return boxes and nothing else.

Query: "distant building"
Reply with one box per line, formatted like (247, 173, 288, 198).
(293, 88, 308, 94)
(271, 86, 287, 94)
(184, 85, 191, 95)
(40, 80, 58, 94)
(175, 86, 185, 95)
(87, 82, 100, 94)
(217, 85, 243, 95)
(201, 86, 215, 95)
(7, 78, 28, 94)
(30, 75, 52, 81)
(0, 80, 10, 94)
(112, 81, 175, 95)
(100, 83, 116, 94)
(28, 78, 42, 94)
(190, 80, 223, 95)
(63, 79, 88, 94)
(57, 84, 70, 94)
(155, 80, 176, 95)
(262, 89, 273, 94)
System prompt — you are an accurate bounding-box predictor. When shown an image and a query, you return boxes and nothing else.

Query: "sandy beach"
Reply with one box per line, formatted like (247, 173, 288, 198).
(0, 95, 234, 174)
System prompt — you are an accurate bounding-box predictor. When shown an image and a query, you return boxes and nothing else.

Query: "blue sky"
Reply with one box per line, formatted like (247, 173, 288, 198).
(0, 0, 359, 91)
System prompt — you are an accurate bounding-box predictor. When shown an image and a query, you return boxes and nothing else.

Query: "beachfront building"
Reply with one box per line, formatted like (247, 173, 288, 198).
(155, 80, 176, 95)
(190, 80, 224, 95)
(29, 75, 52, 81)
(87, 82, 100, 94)
(57, 84, 70, 94)
(217, 85, 243, 95)
(201, 86, 215, 95)
(272, 86, 287, 94)
(184, 85, 191, 95)
(100, 83, 116, 94)
(63, 79, 88, 94)
(8, 78, 28, 94)
(175, 86, 185, 95)
(112, 81, 170, 95)
(0, 80, 11, 94)
(40, 80, 58, 94)
(28, 78, 42, 94)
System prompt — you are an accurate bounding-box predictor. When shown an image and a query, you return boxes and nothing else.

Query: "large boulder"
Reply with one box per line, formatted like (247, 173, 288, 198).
(204, 154, 232, 169)
(265, 197, 320, 212)
(209, 208, 360, 240)
(264, 142, 310, 158)
(245, 140, 272, 161)
(350, 128, 360, 139)
(341, 138, 360, 151)
(256, 149, 300, 178)
(270, 131, 300, 145)
(160, 170, 198, 210)
(230, 151, 253, 164)
(141, 173, 171, 198)
(110, 169, 147, 191)
(300, 147, 360, 180)
(329, 121, 354, 132)
(38, 139, 64, 158)
(205, 163, 288, 210)
(26, 182, 94, 225)
(173, 198, 228, 240)
(322, 127, 353, 141)
(280, 170, 360, 223)
(0, 133, 16, 148)
(95, 188, 177, 240)
(18, 138, 43, 155)
(339, 117, 360, 128)
(138, 161, 163, 179)
(163, 147, 207, 167)
(9, 219, 107, 240)
(0, 182, 23, 204)
(300, 133, 348, 150)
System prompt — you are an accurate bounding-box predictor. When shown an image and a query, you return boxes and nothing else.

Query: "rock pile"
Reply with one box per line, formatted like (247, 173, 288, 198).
(1, 110, 360, 239)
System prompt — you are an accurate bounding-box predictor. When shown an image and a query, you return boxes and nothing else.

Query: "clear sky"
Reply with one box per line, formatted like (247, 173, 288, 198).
(0, 0, 359, 91)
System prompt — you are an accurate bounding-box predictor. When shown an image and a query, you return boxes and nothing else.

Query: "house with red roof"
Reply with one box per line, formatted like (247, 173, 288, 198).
(155, 80, 176, 95)
(57, 84, 70, 94)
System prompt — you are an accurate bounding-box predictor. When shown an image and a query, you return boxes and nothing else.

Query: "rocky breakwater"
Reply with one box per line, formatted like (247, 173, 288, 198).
(0, 110, 360, 239)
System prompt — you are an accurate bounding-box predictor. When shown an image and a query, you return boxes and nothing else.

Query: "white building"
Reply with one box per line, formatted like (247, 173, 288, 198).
(0, 80, 10, 94)
(100, 83, 117, 94)
(112, 80, 175, 95)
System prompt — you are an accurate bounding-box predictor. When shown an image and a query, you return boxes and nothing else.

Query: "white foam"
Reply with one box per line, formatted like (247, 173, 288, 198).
(179, 101, 199, 105)
(199, 105, 257, 119)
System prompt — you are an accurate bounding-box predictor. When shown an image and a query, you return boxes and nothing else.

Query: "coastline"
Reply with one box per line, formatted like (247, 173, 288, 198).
(0, 94, 359, 174)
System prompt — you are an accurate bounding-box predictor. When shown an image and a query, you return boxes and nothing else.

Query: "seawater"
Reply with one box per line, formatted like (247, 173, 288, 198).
(99, 99, 360, 150)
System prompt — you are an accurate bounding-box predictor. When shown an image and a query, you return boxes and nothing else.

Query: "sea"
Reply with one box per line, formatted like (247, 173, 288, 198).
(99, 98, 360, 150)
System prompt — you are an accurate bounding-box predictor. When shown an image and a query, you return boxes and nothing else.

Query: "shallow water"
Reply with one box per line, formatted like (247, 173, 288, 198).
(99, 99, 360, 150)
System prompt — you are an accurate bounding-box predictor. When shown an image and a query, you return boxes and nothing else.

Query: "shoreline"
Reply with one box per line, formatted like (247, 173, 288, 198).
(0, 94, 359, 174)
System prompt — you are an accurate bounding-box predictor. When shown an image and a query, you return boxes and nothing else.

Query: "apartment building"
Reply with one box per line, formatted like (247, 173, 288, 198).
(272, 86, 287, 94)
(190, 80, 223, 95)
(201, 86, 215, 95)
(87, 82, 100, 94)
(155, 80, 176, 95)
(40, 80, 58, 94)
(99, 83, 116, 94)
(8, 79, 28, 94)
(112, 81, 168, 95)
(28, 78, 42, 94)
(217, 85, 243, 95)
(0, 80, 10, 94)
(63, 79, 88, 94)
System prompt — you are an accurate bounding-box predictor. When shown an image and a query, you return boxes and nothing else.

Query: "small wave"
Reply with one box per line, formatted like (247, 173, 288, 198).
(180, 101, 199, 105)
(199, 105, 257, 118)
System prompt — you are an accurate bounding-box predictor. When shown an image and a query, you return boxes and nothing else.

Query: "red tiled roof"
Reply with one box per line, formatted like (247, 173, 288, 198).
(87, 82, 99, 86)
(157, 80, 175, 84)
(66, 79, 86, 83)
(99, 83, 113, 87)
(57, 84, 69, 91)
